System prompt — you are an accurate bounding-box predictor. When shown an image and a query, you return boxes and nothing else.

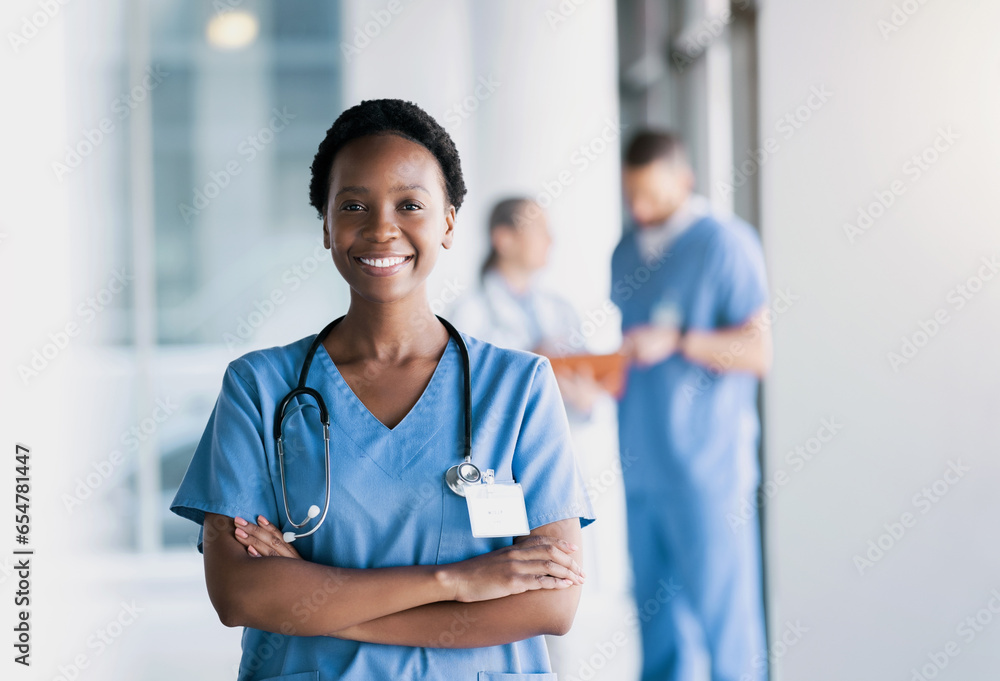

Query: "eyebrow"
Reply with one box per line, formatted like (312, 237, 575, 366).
(334, 183, 431, 198)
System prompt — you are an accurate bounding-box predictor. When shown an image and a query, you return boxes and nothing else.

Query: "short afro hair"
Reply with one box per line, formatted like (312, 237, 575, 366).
(308, 98, 467, 219)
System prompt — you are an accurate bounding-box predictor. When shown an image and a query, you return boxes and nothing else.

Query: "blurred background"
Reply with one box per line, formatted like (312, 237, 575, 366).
(1, 0, 998, 679)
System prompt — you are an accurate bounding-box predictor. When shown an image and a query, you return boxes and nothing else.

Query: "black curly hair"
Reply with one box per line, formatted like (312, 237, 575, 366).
(308, 98, 467, 220)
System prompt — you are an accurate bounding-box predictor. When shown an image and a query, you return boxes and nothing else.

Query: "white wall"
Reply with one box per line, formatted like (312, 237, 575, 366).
(757, 2, 1000, 679)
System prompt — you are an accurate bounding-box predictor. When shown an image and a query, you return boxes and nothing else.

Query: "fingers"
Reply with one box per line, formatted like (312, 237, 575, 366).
(233, 516, 301, 559)
(521, 558, 584, 585)
(511, 569, 579, 593)
(509, 536, 586, 583)
(532, 574, 577, 590)
(517, 533, 579, 553)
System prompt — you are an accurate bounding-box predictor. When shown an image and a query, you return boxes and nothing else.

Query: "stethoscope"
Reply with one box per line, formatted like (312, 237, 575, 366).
(274, 314, 481, 543)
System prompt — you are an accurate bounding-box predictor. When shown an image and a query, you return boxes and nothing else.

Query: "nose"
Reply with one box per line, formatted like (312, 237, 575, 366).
(362, 203, 401, 242)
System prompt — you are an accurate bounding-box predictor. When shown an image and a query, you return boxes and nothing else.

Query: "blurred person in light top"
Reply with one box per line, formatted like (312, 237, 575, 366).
(449, 196, 604, 419)
(612, 130, 772, 681)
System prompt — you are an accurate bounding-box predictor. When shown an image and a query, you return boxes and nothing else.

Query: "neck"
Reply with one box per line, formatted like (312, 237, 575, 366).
(492, 261, 533, 295)
(329, 286, 446, 361)
(646, 192, 692, 228)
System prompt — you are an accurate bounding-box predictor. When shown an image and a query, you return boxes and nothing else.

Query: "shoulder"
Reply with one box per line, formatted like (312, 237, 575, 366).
(692, 213, 764, 263)
(462, 332, 551, 388)
(611, 228, 637, 264)
(223, 334, 316, 398)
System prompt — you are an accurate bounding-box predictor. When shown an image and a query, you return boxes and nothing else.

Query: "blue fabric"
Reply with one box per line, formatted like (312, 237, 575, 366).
(170, 331, 594, 681)
(610, 215, 769, 681)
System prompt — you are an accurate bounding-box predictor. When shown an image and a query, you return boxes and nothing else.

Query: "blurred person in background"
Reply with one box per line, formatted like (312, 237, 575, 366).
(612, 130, 772, 681)
(450, 196, 639, 680)
(450, 196, 602, 418)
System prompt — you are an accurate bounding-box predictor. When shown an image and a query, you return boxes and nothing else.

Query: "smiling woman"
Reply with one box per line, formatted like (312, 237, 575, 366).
(169, 98, 596, 680)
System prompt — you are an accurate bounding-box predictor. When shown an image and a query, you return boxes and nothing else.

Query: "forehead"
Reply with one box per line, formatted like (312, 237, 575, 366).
(623, 160, 677, 188)
(513, 206, 546, 230)
(330, 133, 444, 190)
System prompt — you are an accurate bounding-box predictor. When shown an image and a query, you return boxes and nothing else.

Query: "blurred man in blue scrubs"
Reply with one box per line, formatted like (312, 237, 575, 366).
(612, 130, 772, 681)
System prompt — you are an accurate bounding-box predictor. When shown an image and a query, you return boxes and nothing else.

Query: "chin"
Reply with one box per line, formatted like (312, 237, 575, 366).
(352, 282, 417, 306)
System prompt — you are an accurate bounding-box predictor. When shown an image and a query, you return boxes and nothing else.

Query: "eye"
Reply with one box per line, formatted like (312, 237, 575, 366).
(340, 201, 365, 212)
(400, 201, 423, 211)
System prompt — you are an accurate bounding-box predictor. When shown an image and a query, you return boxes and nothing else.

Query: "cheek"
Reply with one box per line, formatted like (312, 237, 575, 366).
(328, 233, 357, 270)
(416, 243, 441, 268)
(330, 235, 351, 260)
(631, 199, 652, 219)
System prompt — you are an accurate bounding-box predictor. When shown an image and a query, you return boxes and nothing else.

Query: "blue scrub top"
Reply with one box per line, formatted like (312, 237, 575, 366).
(170, 330, 595, 680)
(610, 215, 769, 498)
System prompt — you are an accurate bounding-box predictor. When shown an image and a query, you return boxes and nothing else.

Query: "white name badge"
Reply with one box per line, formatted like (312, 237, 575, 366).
(465, 479, 531, 538)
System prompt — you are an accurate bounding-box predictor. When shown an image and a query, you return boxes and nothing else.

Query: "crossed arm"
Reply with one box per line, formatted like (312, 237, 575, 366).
(201, 511, 585, 647)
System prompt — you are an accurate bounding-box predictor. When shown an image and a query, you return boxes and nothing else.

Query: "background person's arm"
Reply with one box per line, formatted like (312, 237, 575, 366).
(679, 304, 773, 377)
(621, 305, 773, 376)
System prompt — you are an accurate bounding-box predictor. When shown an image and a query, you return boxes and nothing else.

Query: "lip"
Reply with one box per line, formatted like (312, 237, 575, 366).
(353, 254, 413, 277)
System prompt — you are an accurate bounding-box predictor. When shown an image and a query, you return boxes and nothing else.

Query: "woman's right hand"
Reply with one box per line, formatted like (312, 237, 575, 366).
(442, 534, 586, 603)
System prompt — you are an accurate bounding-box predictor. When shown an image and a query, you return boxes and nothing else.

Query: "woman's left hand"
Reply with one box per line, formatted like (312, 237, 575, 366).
(233, 515, 303, 560)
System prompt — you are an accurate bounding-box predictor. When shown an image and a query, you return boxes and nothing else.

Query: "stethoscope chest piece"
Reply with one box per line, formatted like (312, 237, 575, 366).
(445, 460, 482, 497)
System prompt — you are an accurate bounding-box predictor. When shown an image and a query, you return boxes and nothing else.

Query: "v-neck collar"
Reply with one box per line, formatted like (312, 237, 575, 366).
(630, 214, 709, 265)
(313, 334, 459, 476)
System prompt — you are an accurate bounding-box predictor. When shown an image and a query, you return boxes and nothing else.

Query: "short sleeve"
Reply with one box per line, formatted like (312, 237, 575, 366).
(512, 357, 596, 530)
(688, 223, 769, 330)
(169, 362, 280, 553)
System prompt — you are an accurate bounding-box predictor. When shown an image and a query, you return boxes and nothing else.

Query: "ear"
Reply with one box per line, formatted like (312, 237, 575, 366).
(322, 214, 331, 249)
(441, 205, 457, 250)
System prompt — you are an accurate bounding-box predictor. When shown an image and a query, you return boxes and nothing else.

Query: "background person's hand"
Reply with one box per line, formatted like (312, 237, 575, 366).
(554, 363, 604, 414)
(621, 324, 681, 367)
(442, 534, 586, 603)
(233, 515, 303, 560)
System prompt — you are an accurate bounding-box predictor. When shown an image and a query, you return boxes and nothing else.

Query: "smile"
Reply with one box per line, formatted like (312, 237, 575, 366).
(357, 255, 412, 268)
(358, 255, 412, 267)
(354, 254, 413, 276)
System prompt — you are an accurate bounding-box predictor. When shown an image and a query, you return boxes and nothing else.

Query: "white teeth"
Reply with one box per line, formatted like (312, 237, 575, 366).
(359, 256, 409, 268)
